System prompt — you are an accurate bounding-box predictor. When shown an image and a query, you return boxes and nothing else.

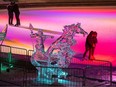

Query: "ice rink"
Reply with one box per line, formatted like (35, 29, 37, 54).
(0, 6, 116, 67)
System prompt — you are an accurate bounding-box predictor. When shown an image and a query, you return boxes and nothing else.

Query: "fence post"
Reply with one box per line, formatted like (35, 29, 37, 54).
(82, 68, 86, 86)
(8, 46, 13, 68)
(110, 62, 112, 86)
(0, 63, 2, 73)
(0, 45, 1, 73)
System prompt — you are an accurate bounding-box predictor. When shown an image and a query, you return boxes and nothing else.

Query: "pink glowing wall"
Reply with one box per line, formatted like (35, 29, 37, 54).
(0, 6, 116, 66)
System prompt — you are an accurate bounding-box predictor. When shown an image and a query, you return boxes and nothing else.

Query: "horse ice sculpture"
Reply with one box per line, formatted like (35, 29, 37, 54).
(30, 23, 88, 84)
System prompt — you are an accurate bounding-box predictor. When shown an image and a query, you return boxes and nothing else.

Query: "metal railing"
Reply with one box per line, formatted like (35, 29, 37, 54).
(0, 45, 28, 86)
(28, 50, 34, 56)
(27, 50, 113, 86)
(0, 45, 113, 87)
(72, 59, 112, 86)
(0, 45, 28, 68)
(26, 66, 84, 87)
(0, 61, 26, 86)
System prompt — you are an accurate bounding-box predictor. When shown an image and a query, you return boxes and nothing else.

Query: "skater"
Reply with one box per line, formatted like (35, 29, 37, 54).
(83, 31, 97, 60)
(7, 2, 14, 25)
(12, 2, 20, 26)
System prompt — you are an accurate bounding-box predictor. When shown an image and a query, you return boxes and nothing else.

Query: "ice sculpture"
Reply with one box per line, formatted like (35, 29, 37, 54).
(30, 23, 88, 84)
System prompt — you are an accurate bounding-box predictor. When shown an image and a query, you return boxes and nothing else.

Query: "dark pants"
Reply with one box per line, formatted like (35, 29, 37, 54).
(83, 46, 95, 60)
(15, 13, 20, 25)
(8, 13, 13, 24)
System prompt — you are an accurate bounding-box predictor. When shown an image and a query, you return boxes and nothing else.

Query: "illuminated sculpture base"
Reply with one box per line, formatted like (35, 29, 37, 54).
(34, 78, 78, 86)
(34, 78, 55, 85)
(34, 66, 68, 85)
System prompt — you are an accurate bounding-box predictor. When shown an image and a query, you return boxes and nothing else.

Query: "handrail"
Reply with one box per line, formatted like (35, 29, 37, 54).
(0, 45, 28, 55)
(27, 50, 34, 56)
(11, 46, 27, 51)
(93, 59, 112, 65)
(0, 45, 27, 51)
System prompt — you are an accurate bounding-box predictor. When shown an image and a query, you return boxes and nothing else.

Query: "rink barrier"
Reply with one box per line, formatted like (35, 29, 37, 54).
(27, 50, 113, 86)
(0, 45, 27, 86)
(0, 45, 28, 67)
(0, 61, 26, 86)
(72, 57, 112, 86)
(0, 45, 113, 86)
(26, 66, 84, 87)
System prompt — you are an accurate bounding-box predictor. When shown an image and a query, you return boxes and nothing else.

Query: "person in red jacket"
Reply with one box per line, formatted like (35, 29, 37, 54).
(83, 31, 97, 60)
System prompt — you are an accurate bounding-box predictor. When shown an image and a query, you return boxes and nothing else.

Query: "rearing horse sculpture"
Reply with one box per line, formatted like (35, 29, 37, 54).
(45, 23, 88, 67)
(30, 23, 88, 84)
